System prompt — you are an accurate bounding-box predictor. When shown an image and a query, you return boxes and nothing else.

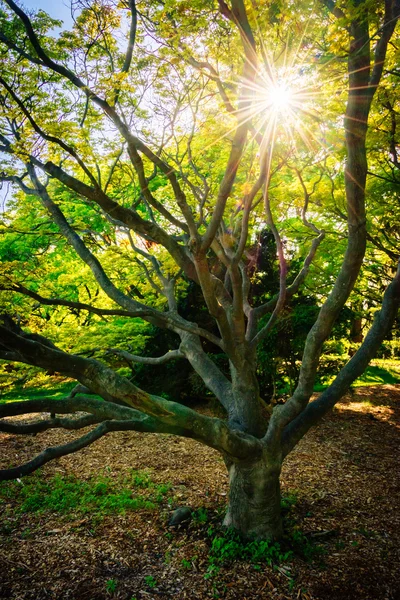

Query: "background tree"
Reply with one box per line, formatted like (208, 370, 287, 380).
(0, 0, 400, 540)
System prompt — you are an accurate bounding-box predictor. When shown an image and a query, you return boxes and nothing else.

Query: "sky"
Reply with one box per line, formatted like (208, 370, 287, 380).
(21, 0, 73, 30)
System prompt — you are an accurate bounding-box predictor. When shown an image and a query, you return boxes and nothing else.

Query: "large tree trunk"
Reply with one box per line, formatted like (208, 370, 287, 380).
(223, 455, 283, 540)
(229, 353, 267, 437)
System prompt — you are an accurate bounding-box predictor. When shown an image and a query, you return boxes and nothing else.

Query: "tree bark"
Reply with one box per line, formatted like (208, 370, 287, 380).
(223, 455, 283, 541)
(229, 348, 267, 437)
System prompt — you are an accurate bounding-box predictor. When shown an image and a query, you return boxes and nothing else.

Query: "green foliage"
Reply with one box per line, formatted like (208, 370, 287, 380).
(200, 492, 323, 575)
(144, 575, 157, 589)
(0, 470, 171, 517)
(181, 558, 193, 569)
(288, 527, 325, 562)
(207, 528, 293, 571)
(192, 507, 208, 525)
(105, 579, 118, 595)
(280, 493, 298, 511)
(0, 0, 399, 413)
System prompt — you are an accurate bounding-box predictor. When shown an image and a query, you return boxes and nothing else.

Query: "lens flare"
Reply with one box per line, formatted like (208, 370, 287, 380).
(265, 83, 293, 113)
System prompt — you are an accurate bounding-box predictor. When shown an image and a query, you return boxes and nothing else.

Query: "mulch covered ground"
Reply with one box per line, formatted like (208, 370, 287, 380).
(0, 385, 399, 600)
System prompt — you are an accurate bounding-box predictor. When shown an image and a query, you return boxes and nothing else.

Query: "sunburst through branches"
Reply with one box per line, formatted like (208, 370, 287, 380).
(243, 63, 323, 158)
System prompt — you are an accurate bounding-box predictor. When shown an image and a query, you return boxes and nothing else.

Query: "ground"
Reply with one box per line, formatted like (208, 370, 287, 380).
(0, 385, 399, 600)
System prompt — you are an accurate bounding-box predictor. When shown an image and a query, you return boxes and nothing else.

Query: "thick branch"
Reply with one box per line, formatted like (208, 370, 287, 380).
(178, 331, 234, 411)
(262, 8, 380, 447)
(0, 413, 100, 435)
(0, 392, 260, 483)
(0, 330, 259, 459)
(0, 328, 173, 418)
(0, 421, 132, 480)
(369, 0, 400, 91)
(321, 0, 346, 19)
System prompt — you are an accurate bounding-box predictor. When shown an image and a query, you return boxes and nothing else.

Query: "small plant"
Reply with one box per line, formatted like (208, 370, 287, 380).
(20, 527, 33, 539)
(193, 507, 208, 525)
(144, 575, 157, 589)
(204, 564, 220, 580)
(281, 493, 298, 511)
(130, 469, 152, 488)
(152, 483, 172, 502)
(181, 558, 192, 569)
(106, 579, 117, 594)
(289, 527, 325, 561)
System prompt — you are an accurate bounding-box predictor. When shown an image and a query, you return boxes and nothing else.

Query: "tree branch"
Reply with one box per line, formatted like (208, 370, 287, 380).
(0, 393, 261, 482)
(0, 421, 132, 480)
(108, 348, 184, 365)
(2, 281, 223, 349)
(369, 0, 400, 92)
(0, 413, 100, 435)
(113, 0, 137, 104)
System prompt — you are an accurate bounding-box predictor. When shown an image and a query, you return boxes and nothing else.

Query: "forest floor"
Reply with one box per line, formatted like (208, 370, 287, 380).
(0, 384, 399, 600)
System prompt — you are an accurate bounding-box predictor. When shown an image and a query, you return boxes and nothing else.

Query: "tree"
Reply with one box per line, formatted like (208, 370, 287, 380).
(0, 0, 400, 541)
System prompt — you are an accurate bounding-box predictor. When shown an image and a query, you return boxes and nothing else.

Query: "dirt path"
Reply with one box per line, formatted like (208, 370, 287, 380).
(0, 385, 399, 600)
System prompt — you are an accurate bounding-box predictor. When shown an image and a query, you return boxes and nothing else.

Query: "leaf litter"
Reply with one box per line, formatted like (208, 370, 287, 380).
(0, 385, 399, 599)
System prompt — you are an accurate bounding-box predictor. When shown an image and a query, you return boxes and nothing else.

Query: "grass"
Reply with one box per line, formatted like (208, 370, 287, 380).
(0, 379, 107, 405)
(0, 381, 76, 404)
(314, 359, 400, 392)
(354, 362, 400, 385)
(0, 469, 172, 518)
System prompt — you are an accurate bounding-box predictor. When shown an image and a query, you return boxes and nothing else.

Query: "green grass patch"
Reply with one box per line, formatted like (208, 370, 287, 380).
(0, 381, 76, 404)
(314, 359, 400, 392)
(0, 380, 107, 405)
(0, 469, 172, 517)
(354, 363, 400, 385)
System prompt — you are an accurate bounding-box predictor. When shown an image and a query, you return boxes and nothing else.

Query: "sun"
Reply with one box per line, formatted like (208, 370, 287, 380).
(265, 83, 293, 114)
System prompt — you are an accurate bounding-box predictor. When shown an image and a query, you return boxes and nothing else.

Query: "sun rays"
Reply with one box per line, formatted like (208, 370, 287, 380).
(198, 53, 328, 166)
(242, 62, 324, 156)
(264, 81, 294, 114)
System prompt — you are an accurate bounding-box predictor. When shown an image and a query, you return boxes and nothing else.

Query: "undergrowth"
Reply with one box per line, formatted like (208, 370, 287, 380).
(0, 469, 171, 517)
(195, 491, 324, 582)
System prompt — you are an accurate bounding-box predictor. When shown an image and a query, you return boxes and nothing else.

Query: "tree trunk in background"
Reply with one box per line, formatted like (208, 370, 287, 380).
(351, 317, 363, 344)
